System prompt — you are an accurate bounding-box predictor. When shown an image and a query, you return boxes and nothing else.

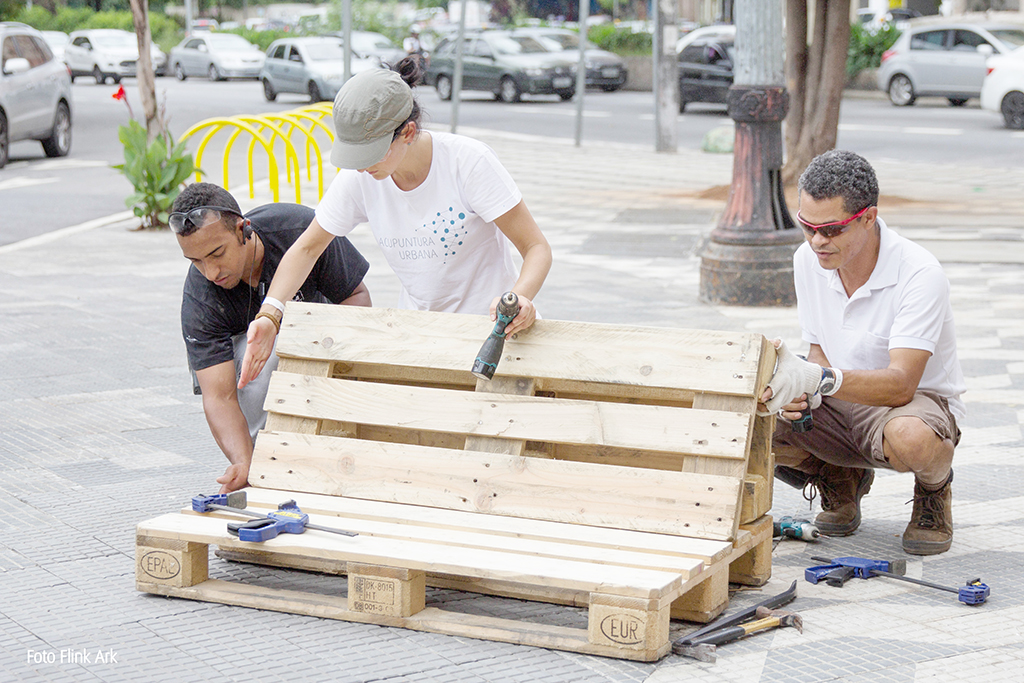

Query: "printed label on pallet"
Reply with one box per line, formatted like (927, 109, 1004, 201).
(138, 551, 181, 581)
(352, 577, 397, 612)
(600, 614, 644, 645)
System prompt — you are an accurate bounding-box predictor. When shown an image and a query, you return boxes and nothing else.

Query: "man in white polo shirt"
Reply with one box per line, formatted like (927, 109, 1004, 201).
(760, 150, 965, 555)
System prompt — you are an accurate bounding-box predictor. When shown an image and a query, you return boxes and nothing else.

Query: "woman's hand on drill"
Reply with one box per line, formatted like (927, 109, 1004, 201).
(491, 294, 536, 337)
(238, 316, 277, 389)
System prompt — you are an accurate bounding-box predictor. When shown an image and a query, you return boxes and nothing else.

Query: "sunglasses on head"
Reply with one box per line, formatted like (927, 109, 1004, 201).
(168, 206, 242, 234)
(796, 204, 873, 239)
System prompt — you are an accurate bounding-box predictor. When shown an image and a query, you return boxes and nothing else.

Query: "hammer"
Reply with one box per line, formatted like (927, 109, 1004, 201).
(674, 606, 803, 663)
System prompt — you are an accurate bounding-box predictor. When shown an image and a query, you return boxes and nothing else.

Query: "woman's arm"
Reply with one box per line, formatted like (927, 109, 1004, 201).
(238, 219, 336, 388)
(492, 199, 552, 336)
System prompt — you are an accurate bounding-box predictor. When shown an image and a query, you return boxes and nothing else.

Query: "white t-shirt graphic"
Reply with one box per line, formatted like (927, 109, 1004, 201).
(315, 131, 522, 314)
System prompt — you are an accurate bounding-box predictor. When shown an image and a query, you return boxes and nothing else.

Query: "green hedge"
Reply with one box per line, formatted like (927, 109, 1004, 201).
(14, 7, 183, 52)
(588, 24, 652, 56)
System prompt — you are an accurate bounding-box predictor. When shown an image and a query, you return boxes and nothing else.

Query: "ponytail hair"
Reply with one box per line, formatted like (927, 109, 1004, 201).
(391, 55, 425, 139)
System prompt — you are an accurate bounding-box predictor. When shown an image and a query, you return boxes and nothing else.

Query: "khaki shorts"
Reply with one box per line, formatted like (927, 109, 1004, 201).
(772, 391, 961, 470)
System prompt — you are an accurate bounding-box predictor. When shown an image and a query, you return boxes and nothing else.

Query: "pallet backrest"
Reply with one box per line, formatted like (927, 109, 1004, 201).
(250, 303, 776, 542)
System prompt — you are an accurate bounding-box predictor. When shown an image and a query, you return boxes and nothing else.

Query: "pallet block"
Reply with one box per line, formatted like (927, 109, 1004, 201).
(137, 304, 777, 661)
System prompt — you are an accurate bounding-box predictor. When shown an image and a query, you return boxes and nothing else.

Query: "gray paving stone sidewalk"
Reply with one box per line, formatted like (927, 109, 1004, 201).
(1, 129, 1022, 682)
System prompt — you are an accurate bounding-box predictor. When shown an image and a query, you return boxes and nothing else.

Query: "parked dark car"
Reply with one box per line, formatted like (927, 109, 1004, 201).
(510, 27, 627, 91)
(425, 31, 577, 103)
(677, 35, 734, 112)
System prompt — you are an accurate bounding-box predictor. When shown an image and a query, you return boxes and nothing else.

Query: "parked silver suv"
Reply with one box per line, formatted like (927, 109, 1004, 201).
(877, 18, 1024, 106)
(1, 22, 73, 169)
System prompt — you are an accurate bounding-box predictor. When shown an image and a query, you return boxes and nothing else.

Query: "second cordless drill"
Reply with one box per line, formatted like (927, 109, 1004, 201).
(471, 292, 520, 380)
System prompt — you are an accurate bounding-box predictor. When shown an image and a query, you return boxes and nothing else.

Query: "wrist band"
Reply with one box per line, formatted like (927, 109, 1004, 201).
(262, 296, 285, 314)
(255, 311, 281, 333)
(819, 367, 843, 396)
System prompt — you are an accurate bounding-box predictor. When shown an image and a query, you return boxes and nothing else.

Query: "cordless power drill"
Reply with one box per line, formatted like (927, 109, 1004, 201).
(773, 516, 821, 542)
(471, 292, 520, 380)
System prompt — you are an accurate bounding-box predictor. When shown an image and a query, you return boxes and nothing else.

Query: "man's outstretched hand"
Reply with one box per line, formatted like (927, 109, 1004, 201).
(758, 339, 824, 416)
(217, 462, 249, 494)
(238, 316, 277, 389)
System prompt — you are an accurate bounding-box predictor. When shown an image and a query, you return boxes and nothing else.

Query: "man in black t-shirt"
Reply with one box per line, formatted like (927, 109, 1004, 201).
(172, 183, 370, 492)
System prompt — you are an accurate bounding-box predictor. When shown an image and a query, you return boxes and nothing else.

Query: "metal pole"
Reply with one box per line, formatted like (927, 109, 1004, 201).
(451, 0, 469, 134)
(698, 0, 802, 306)
(342, 0, 352, 82)
(573, 0, 590, 147)
(653, 0, 678, 152)
(184, 0, 193, 35)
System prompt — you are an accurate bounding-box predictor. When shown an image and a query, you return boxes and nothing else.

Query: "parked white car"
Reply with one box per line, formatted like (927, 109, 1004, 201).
(65, 29, 166, 83)
(981, 45, 1024, 129)
(1, 21, 73, 168)
(169, 33, 265, 81)
(877, 20, 1024, 106)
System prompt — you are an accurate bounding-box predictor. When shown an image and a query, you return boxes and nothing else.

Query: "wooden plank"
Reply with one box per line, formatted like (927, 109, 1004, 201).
(264, 373, 751, 461)
(188, 504, 707, 577)
(277, 302, 768, 398)
(730, 515, 773, 587)
(740, 474, 771, 525)
(240, 487, 736, 564)
(250, 432, 742, 540)
(348, 563, 425, 617)
(465, 376, 535, 456)
(137, 513, 682, 599)
(588, 593, 671, 658)
(264, 358, 332, 434)
(137, 579, 668, 661)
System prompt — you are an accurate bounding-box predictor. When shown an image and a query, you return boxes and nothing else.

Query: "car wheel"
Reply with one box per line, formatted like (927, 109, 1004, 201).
(92, 65, 105, 85)
(208, 63, 223, 81)
(0, 111, 8, 169)
(41, 101, 72, 158)
(601, 84, 621, 92)
(112, 76, 121, 85)
(435, 74, 452, 101)
(948, 97, 968, 107)
(308, 80, 324, 103)
(1002, 91, 1024, 130)
(887, 73, 915, 106)
(174, 63, 187, 81)
(558, 89, 574, 101)
(262, 78, 277, 102)
(499, 76, 521, 104)
(679, 97, 687, 113)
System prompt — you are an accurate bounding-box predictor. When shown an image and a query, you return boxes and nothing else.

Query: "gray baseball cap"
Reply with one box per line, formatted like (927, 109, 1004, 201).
(330, 69, 414, 170)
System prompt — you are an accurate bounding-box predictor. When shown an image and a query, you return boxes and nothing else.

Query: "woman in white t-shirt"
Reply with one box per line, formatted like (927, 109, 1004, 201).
(239, 57, 552, 387)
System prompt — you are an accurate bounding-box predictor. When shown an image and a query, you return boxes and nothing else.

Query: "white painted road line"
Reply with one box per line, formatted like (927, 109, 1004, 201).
(0, 210, 134, 254)
(839, 123, 963, 136)
(0, 176, 60, 192)
(514, 106, 612, 118)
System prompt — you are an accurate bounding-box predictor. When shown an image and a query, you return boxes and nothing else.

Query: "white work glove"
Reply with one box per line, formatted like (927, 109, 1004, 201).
(761, 340, 826, 415)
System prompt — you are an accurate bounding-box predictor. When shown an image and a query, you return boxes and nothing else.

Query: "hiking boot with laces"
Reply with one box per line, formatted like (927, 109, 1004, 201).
(810, 464, 874, 536)
(903, 470, 953, 555)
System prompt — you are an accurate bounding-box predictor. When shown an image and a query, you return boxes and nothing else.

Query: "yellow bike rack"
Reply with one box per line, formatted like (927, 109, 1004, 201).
(178, 103, 338, 205)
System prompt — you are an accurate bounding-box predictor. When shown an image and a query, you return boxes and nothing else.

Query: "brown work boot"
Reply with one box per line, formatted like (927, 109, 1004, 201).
(903, 470, 953, 555)
(811, 464, 874, 536)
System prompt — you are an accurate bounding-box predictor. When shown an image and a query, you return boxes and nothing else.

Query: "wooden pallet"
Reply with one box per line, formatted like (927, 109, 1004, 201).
(137, 304, 777, 661)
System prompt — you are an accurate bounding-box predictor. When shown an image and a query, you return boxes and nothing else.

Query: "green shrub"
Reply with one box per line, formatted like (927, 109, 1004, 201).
(223, 27, 292, 52)
(113, 121, 198, 230)
(15, 7, 183, 52)
(588, 24, 652, 56)
(847, 23, 900, 80)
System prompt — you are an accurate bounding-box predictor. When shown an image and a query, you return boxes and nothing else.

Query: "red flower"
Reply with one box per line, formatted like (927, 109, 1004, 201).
(113, 84, 126, 101)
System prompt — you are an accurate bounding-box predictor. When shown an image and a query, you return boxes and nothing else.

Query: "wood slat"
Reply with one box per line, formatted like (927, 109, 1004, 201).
(265, 373, 751, 461)
(277, 302, 770, 398)
(184, 505, 706, 578)
(250, 432, 742, 539)
(137, 581, 669, 661)
(138, 513, 682, 599)
(240, 487, 738, 565)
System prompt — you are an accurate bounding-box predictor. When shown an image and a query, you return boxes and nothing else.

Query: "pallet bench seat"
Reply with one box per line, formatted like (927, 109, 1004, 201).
(137, 303, 777, 661)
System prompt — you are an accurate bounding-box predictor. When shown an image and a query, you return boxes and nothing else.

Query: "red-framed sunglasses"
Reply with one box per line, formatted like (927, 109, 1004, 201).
(796, 205, 873, 238)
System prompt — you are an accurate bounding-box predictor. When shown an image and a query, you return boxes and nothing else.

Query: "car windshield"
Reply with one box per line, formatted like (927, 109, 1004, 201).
(93, 33, 135, 48)
(990, 29, 1024, 49)
(352, 34, 394, 51)
(208, 34, 254, 50)
(305, 42, 345, 61)
(540, 32, 579, 50)
(491, 36, 548, 55)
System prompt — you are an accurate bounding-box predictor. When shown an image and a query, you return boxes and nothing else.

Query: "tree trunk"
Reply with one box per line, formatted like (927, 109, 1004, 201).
(128, 0, 163, 140)
(781, 0, 851, 185)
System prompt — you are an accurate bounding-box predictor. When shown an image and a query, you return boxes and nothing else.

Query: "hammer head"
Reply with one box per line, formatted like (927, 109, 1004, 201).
(754, 606, 803, 633)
